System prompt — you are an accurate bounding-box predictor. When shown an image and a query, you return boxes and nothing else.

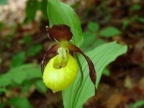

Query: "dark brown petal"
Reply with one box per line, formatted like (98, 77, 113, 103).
(41, 44, 60, 73)
(46, 25, 72, 41)
(68, 43, 96, 85)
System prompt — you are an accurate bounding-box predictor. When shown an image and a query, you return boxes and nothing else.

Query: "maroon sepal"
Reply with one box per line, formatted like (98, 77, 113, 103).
(46, 25, 72, 42)
(68, 43, 96, 85)
(41, 44, 60, 73)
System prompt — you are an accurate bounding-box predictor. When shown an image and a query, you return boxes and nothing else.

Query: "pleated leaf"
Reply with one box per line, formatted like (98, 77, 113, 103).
(62, 42, 127, 108)
(47, 0, 83, 46)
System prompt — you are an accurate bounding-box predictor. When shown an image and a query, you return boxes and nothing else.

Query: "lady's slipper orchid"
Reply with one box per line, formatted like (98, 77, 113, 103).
(41, 24, 96, 93)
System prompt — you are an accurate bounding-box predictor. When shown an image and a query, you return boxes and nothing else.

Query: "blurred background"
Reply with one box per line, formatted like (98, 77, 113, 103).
(0, 0, 144, 108)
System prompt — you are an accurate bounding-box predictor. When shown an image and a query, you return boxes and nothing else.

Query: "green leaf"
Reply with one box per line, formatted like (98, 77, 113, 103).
(138, 17, 144, 23)
(27, 44, 42, 56)
(23, 35, 32, 44)
(100, 27, 121, 37)
(87, 22, 99, 32)
(0, 88, 7, 94)
(25, 0, 38, 21)
(0, 0, 8, 5)
(81, 31, 96, 49)
(130, 4, 142, 11)
(102, 69, 110, 76)
(21, 82, 32, 93)
(40, 0, 47, 18)
(62, 42, 127, 108)
(11, 64, 41, 82)
(35, 79, 47, 94)
(10, 51, 26, 68)
(0, 73, 12, 87)
(91, 39, 105, 47)
(0, 103, 6, 108)
(26, 68, 42, 79)
(11, 71, 27, 84)
(122, 20, 129, 30)
(0, 58, 2, 64)
(131, 100, 144, 108)
(0, 77, 11, 87)
(0, 23, 3, 30)
(122, 15, 139, 29)
(8, 97, 33, 108)
(2, 64, 41, 85)
(47, 0, 83, 46)
(0, 102, 6, 108)
(130, 15, 139, 22)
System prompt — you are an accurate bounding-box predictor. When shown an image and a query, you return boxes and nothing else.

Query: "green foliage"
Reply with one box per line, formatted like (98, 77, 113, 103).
(100, 26, 121, 37)
(130, 4, 142, 11)
(82, 22, 105, 50)
(34, 79, 47, 94)
(62, 42, 127, 108)
(130, 100, 144, 108)
(82, 22, 122, 51)
(10, 51, 26, 68)
(0, 64, 42, 87)
(0, 76, 11, 87)
(0, 23, 3, 30)
(138, 17, 144, 23)
(25, 0, 47, 22)
(22, 35, 32, 44)
(25, 0, 38, 21)
(40, 0, 47, 18)
(27, 44, 42, 56)
(102, 69, 110, 76)
(0, 58, 2, 64)
(21, 81, 32, 93)
(122, 14, 144, 29)
(10, 43, 42, 68)
(122, 15, 139, 29)
(0, 64, 47, 108)
(0, 0, 8, 5)
(47, 0, 83, 47)
(82, 31, 96, 49)
(8, 97, 33, 108)
(87, 22, 99, 32)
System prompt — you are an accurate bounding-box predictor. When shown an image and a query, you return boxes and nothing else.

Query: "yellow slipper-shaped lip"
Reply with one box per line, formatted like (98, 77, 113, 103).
(43, 54, 78, 93)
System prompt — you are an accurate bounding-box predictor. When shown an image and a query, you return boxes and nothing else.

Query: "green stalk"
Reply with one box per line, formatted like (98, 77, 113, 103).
(72, 54, 84, 108)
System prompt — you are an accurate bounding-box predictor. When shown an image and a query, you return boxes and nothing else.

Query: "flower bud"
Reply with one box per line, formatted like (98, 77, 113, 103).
(43, 54, 78, 93)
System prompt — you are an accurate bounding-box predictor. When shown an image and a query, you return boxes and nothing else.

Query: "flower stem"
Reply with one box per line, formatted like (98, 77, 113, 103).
(75, 54, 83, 83)
(72, 54, 84, 107)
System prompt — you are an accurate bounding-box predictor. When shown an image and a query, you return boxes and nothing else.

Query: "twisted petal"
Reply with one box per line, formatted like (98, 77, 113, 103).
(68, 43, 96, 85)
(41, 44, 60, 73)
(46, 25, 72, 41)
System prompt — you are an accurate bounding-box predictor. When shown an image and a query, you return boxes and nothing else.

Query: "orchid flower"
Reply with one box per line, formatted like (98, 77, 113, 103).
(41, 24, 96, 93)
